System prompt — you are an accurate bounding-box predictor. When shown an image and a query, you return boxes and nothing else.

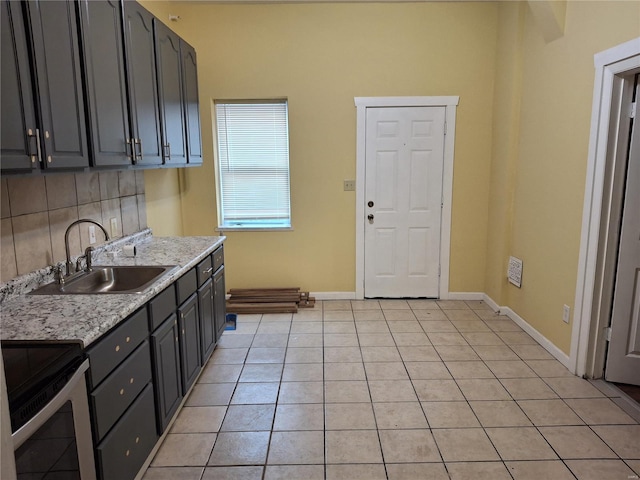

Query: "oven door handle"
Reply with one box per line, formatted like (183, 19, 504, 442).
(11, 358, 96, 480)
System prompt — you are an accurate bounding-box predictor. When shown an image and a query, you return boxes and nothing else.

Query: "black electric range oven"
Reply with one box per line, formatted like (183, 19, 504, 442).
(2, 341, 96, 480)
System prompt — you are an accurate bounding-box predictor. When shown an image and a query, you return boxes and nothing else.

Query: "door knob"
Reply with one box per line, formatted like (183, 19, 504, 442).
(367, 214, 374, 223)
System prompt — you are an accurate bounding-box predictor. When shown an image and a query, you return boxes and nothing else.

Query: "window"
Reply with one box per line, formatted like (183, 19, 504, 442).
(215, 100, 291, 229)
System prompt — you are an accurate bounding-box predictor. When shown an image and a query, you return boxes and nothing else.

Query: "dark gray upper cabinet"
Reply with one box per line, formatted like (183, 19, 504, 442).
(1, 0, 89, 172)
(1, 1, 37, 172)
(180, 40, 202, 165)
(79, 0, 132, 167)
(123, 1, 162, 166)
(154, 20, 187, 165)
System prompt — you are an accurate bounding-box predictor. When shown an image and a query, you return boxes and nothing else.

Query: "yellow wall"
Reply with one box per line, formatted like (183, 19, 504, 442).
(487, 0, 640, 354)
(484, 1, 525, 305)
(141, 0, 640, 356)
(159, 1, 499, 292)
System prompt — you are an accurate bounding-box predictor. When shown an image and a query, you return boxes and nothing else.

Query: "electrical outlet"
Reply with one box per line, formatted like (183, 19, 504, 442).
(563, 304, 571, 324)
(110, 217, 118, 237)
(88, 225, 96, 244)
(343, 180, 355, 191)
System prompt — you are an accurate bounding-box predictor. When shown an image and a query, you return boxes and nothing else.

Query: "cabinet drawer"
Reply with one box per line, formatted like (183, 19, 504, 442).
(149, 285, 177, 332)
(176, 268, 197, 305)
(96, 383, 158, 480)
(91, 340, 152, 442)
(88, 307, 148, 389)
(213, 245, 224, 271)
(196, 255, 213, 286)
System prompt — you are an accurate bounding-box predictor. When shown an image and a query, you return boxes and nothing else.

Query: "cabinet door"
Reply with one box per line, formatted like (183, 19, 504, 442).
(154, 20, 187, 165)
(123, 1, 162, 166)
(79, 0, 132, 167)
(178, 293, 201, 393)
(96, 383, 158, 480)
(27, 0, 89, 170)
(180, 39, 202, 165)
(198, 278, 215, 365)
(214, 266, 226, 342)
(151, 314, 182, 434)
(1, 1, 38, 172)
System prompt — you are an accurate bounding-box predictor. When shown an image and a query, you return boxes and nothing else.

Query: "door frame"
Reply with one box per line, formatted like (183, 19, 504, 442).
(572, 37, 640, 378)
(354, 96, 459, 300)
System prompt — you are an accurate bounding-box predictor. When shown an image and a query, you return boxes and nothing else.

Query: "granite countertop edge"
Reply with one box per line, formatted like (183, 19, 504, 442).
(0, 235, 225, 347)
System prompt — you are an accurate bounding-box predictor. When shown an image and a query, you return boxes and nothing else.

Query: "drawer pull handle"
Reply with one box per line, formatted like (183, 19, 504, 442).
(130, 377, 134, 384)
(135, 436, 140, 444)
(120, 388, 125, 395)
(115, 345, 120, 352)
(182, 329, 185, 335)
(204, 267, 213, 274)
(126, 336, 131, 343)
(175, 336, 178, 342)
(125, 449, 130, 457)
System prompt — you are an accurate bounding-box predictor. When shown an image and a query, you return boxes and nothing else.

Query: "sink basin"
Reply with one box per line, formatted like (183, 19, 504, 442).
(30, 266, 177, 295)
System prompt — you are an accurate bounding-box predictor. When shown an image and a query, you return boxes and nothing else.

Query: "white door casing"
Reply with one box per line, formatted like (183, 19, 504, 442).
(572, 37, 640, 378)
(354, 96, 459, 300)
(364, 106, 445, 298)
(605, 97, 640, 386)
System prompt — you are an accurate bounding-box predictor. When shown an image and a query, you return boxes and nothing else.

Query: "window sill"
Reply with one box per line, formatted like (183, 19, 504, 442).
(216, 226, 294, 232)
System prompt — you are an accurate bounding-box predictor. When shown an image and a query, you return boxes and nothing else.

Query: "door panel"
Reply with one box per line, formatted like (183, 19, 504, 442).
(606, 96, 640, 386)
(80, 0, 131, 166)
(29, 0, 88, 169)
(181, 40, 202, 164)
(155, 21, 186, 164)
(364, 106, 445, 298)
(123, 1, 162, 166)
(1, 1, 38, 172)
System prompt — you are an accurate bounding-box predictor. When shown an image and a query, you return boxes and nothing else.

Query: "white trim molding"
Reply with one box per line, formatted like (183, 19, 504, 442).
(353, 96, 460, 300)
(311, 292, 357, 301)
(572, 37, 640, 377)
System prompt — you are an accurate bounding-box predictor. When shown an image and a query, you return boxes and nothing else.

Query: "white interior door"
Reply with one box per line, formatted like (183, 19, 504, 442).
(364, 106, 445, 298)
(605, 82, 640, 386)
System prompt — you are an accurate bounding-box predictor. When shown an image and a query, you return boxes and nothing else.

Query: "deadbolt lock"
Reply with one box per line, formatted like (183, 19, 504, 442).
(368, 201, 374, 208)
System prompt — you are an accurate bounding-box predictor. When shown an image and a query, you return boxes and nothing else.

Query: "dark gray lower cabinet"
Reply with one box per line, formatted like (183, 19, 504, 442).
(96, 383, 158, 480)
(87, 244, 226, 478)
(198, 277, 215, 365)
(90, 341, 152, 442)
(214, 265, 226, 342)
(178, 293, 201, 394)
(151, 313, 182, 433)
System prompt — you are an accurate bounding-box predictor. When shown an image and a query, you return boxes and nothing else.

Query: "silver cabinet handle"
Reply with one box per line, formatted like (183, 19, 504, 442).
(27, 128, 38, 163)
(126, 138, 133, 160)
(134, 138, 143, 162)
(35, 128, 43, 165)
(163, 143, 171, 160)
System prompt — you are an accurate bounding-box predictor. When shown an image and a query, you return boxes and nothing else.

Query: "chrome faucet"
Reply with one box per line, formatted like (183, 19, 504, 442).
(64, 219, 109, 276)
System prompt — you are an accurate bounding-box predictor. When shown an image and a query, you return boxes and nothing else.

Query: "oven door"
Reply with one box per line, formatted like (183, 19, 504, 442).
(12, 359, 96, 480)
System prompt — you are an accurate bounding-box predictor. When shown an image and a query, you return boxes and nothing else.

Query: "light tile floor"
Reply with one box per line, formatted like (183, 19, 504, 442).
(142, 300, 640, 480)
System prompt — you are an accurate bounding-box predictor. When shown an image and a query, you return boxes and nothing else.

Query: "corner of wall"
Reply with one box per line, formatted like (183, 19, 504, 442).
(484, 1, 526, 306)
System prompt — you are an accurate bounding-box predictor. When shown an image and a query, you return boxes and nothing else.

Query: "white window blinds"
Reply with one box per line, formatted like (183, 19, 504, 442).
(215, 100, 291, 228)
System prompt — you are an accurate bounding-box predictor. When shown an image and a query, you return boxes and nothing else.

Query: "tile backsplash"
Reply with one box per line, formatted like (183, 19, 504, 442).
(0, 171, 147, 282)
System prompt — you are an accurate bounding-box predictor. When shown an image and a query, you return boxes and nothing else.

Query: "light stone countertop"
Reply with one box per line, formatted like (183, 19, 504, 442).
(0, 236, 225, 347)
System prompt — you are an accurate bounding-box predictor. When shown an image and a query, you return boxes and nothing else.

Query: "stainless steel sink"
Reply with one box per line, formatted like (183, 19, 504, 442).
(30, 265, 177, 295)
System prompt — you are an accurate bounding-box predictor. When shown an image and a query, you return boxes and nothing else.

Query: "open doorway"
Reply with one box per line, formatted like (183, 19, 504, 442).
(572, 38, 640, 393)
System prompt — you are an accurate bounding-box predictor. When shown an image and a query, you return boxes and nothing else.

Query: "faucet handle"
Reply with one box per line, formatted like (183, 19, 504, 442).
(54, 265, 65, 285)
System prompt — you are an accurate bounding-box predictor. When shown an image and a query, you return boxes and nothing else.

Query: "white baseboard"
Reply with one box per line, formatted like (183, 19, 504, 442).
(481, 294, 500, 312)
(446, 292, 485, 301)
(498, 306, 572, 370)
(311, 292, 357, 300)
